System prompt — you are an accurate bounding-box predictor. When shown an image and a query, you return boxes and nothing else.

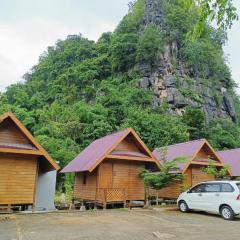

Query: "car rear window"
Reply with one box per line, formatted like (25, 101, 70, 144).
(221, 183, 234, 192)
(237, 183, 240, 191)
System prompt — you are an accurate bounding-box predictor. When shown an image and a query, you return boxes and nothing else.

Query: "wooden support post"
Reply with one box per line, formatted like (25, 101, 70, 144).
(123, 189, 127, 208)
(32, 204, 36, 212)
(103, 189, 107, 210)
(103, 202, 107, 210)
(33, 159, 39, 213)
(7, 204, 11, 212)
(145, 187, 149, 207)
(156, 191, 159, 206)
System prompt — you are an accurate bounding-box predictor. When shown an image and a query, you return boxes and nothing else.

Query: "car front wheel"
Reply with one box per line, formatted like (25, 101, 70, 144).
(220, 205, 234, 220)
(179, 201, 190, 213)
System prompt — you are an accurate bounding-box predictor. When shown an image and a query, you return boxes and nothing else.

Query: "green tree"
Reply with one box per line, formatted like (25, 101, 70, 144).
(203, 159, 230, 179)
(207, 119, 240, 150)
(121, 108, 189, 148)
(140, 147, 186, 202)
(136, 24, 164, 65)
(182, 108, 206, 140)
(181, 0, 238, 38)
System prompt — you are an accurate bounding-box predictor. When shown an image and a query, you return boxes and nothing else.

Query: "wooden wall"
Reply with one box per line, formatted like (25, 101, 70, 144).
(74, 160, 146, 202)
(0, 153, 38, 205)
(0, 119, 33, 147)
(191, 166, 214, 186)
(111, 161, 145, 200)
(114, 137, 140, 152)
(149, 181, 182, 199)
(74, 169, 98, 201)
(149, 166, 214, 199)
(113, 135, 148, 156)
(97, 160, 145, 201)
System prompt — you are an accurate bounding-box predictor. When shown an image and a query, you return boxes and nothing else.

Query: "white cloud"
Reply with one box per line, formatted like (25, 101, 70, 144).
(0, 0, 129, 91)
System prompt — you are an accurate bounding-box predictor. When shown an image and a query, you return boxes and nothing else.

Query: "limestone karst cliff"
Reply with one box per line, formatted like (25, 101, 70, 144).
(134, 0, 237, 122)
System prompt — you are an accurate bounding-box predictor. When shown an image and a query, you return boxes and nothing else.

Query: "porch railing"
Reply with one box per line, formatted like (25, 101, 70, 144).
(96, 188, 127, 204)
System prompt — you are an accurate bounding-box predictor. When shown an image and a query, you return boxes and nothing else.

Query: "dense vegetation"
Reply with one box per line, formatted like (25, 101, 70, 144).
(0, 0, 239, 189)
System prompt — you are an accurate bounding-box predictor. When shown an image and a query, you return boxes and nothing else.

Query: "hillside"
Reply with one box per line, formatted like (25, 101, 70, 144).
(1, 0, 240, 174)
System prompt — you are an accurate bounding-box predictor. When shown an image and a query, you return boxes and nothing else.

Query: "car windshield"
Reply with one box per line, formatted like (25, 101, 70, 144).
(237, 183, 240, 191)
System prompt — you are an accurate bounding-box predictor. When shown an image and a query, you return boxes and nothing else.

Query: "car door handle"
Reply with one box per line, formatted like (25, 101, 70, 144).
(198, 193, 202, 196)
(215, 193, 220, 197)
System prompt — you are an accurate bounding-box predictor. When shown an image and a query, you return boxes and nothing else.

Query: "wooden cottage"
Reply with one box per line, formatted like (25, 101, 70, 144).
(218, 148, 240, 179)
(0, 112, 60, 211)
(151, 139, 231, 199)
(61, 128, 159, 208)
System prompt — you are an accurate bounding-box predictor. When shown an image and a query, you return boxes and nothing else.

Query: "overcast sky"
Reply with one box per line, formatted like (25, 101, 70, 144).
(0, 0, 239, 92)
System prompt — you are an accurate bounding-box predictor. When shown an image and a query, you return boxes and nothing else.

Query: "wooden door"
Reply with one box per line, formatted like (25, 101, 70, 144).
(128, 162, 145, 200)
(98, 162, 113, 188)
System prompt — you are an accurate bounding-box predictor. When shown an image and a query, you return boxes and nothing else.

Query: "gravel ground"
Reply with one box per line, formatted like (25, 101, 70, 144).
(1, 208, 240, 240)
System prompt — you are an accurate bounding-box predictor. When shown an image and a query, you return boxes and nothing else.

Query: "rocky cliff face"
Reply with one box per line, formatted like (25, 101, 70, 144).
(137, 0, 236, 122)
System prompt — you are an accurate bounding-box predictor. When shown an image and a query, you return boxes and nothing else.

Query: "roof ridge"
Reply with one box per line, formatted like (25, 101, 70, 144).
(155, 138, 206, 150)
(218, 148, 240, 153)
(92, 128, 130, 142)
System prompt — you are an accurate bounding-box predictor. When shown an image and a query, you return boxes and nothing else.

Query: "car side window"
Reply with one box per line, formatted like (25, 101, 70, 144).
(189, 184, 205, 193)
(221, 183, 234, 192)
(205, 183, 221, 192)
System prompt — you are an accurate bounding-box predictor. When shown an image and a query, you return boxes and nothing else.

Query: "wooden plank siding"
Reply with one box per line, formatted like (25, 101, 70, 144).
(0, 120, 34, 147)
(0, 154, 38, 204)
(74, 170, 98, 201)
(150, 141, 224, 200)
(149, 165, 215, 199)
(111, 161, 145, 200)
(74, 160, 146, 203)
(149, 182, 182, 199)
(114, 137, 141, 152)
(68, 128, 159, 205)
(191, 166, 214, 186)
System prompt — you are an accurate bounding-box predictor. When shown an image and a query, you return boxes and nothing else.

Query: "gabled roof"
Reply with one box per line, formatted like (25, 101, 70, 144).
(152, 139, 226, 173)
(0, 112, 60, 171)
(61, 128, 159, 173)
(217, 148, 240, 177)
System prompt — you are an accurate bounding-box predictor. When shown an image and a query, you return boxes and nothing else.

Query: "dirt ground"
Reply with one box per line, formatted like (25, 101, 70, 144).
(0, 207, 240, 240)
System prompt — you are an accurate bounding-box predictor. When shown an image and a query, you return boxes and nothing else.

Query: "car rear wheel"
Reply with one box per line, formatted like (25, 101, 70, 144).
(220, 206, 234, 220)
(179, 201, 190, 213)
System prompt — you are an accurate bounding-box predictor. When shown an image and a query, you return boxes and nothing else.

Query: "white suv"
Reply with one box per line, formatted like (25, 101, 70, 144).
(177, 180, 240, 220)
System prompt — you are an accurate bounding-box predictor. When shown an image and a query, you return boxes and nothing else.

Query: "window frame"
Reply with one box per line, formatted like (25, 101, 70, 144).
(236, 183, 240, 191)
(83, 172, 87, 185)
(189, 184, 206, 193)
(220, 183, 234, 193)
(204, 183, 221, 193)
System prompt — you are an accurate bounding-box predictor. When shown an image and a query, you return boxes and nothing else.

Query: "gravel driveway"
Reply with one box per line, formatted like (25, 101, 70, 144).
(1, 208, 239, 240)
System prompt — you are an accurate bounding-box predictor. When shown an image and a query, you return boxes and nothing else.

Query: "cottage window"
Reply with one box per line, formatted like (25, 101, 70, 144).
(83, 173, 87, 185)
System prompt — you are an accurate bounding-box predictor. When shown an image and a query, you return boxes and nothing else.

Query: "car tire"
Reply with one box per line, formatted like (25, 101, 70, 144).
(179, 201, 190, 213)
(220, 205, 235, 220)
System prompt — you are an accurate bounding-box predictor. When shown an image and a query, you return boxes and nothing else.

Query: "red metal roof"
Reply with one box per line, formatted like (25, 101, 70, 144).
(217, 148, 240, 177)
(61, 129, 130, 173)
(152, 139, 206, 171)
